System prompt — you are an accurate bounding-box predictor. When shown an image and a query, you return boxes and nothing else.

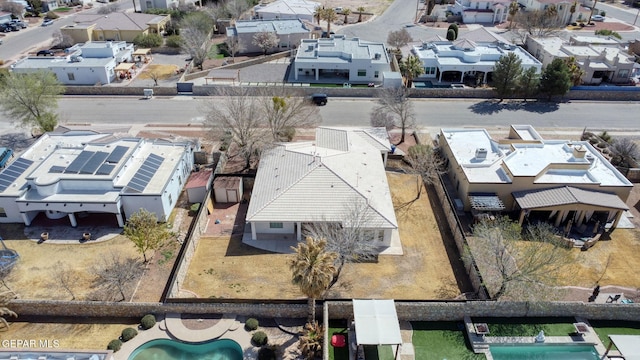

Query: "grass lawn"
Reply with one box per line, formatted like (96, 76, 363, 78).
(473, 317, 577, 336)
(591, 320, 640, 350)
(411, 322, 484, 360)
(54, 6, 72, 11)
(329, 322, 349, 360)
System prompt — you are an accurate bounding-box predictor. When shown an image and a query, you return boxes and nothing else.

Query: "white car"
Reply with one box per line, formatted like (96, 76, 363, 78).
(591, 14, 605, 21)
(41, 19, 54, 26)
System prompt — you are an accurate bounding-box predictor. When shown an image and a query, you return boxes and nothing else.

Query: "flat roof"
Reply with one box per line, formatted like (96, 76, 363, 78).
(413, 42, 541, 68)
(353, 299, 402, 345)
(12, 56, 113, 70)
(609, 335, 640, 360)
(296, 35, 390, 65)
(232, 19, 309, 35)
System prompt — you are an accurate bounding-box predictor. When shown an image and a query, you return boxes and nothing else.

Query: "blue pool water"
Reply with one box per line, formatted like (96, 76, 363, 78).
(128, 339, 243, 360)
(491, 345, 599, 360)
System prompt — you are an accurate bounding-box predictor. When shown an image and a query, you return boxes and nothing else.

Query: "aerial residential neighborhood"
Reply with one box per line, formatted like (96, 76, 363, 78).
(1, 0, 640, 358)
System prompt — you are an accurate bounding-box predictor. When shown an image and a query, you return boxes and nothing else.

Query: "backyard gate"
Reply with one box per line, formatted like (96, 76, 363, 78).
(176, 82, 194, 94)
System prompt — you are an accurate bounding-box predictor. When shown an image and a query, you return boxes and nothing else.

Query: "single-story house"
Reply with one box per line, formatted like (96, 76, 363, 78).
(0, 130, 195, 227)
(60, 12, 170, 43)
(293, 35, 392, 84)
(0, 12, 12, 25)
(412, 30, 542, 84)
(447, 0, 511, 24)
(245, 127, 398, 250)
(526, 35, 636, 85)
(226, 19, 311, 54)
(438, 125, 632, 231)
(11, 41, 134, 85)
(253, 0, 320, 22)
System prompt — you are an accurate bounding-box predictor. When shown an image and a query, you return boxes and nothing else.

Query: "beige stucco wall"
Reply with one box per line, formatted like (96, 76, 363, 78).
(61, 25, 94, 43)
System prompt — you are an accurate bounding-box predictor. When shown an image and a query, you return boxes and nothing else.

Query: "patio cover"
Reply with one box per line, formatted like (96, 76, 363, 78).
(115, 62, 135, 72)
(469, 193, 505, 211)
(352, 299, 402, 346)
(608, 335, 640, 360)
(133, 48, 151, 56)
(513, 186, 628, 210)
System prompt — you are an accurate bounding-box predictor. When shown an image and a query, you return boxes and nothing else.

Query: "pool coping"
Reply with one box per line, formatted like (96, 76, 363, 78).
(464, 316, 609, 360)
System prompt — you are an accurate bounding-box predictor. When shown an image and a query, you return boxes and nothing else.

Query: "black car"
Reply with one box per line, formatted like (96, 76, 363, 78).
(11, 20, 27, 29)
(0, 24, 11, 33)
(37, 49, 55, 56)
(311, 93, 328, 106)
(7, 23, 19, 31)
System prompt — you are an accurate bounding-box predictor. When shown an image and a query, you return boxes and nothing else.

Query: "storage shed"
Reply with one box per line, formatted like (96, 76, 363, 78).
(213, 176, 243, 203)
(185, 169, 213, 204)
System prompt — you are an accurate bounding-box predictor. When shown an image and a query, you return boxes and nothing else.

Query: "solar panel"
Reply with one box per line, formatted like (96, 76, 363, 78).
(127, 154, 164, 192)
(106, 146, 128, 164)
(49, 165, 66, 173)
(0, 158, 34, 192)
(95, 163, 115, 175)
(65, 151, 95, 174)
(79, 151, 109, 174)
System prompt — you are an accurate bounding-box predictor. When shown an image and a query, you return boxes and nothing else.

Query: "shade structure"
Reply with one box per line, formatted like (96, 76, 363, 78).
(115, 62, 135, 72)
(352, 299, 402, 346)
(608, 335, 640, 360)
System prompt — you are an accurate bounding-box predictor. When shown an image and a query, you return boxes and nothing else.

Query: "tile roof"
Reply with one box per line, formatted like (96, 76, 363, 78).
(72, 12, 166, 31)
(513, 186, 629, 210)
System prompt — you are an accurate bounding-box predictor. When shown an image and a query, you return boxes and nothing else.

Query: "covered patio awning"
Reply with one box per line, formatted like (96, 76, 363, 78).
(513, 186, 628, 210)
(468, 193, 505, 211)
(353, 299, 402, 346)
(133, 48, 151, 56)
(115, 62, 135, 72)
(604, 335, 640, 360)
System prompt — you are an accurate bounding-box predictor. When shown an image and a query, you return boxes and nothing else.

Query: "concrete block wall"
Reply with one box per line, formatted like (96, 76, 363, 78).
(64, 86, 178, 96)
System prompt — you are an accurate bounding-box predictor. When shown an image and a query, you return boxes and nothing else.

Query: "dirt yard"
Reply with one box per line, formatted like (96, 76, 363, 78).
(181, 172, 462, 300)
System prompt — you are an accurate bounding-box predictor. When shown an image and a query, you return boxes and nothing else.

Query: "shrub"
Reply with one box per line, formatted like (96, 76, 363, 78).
(252, 331, 268, 346)
(257, 346, 277, 360)
(165, 35, 182, 48)
(45, 11, 59, 19)
(245, 317, 259, 331)
(133, 33, 163, 48)
(121, 327, 138, 342)
(140, 314, 156, 330)
(447, 23, 459, 39)
(107, 339, 122, 352)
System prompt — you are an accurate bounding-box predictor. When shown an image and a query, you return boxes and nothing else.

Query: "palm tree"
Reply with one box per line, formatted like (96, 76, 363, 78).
(290, 237, 337, 322)
(313, 6, 323, 24)
(357, 6, 365, 22)
(508, 1, 519, 29)
(321, 8, 337, 34)
(399, 55, 425, 88)
(342, 8, 351, 24)
(569, 1, 577, 24)
(0, 290, 17, 331)
(588, 0, 598, 23)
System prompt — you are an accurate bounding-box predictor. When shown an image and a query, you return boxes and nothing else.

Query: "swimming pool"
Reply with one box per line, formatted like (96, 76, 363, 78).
(490, 344, 599, 360)
(128, 339, 243, 360)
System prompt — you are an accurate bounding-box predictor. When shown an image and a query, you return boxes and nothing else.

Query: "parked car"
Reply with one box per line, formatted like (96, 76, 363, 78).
(7, 23, 20, 31)
(0, 39, 3, 45)
(37, 49, 55, 56)
(310, 93, 328, 106)
(0, 24, 11, 33)
(11, 20, 27, 29)
(41, 19, 54, 26)
(591, 14, 605, 21)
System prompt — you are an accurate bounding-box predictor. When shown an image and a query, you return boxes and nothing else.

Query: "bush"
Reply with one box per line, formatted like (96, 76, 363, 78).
(45, 11, 59, 19)
(133, 33, 163, 48)
(252, 331, 268, 346)
(107, 339, 122, 352)
(141, 314, 156, 330)
(121, 327, 138, 342)
(447, 23, 459, 39)
(165, 34, 182, 48)
(245, 318, 259, 331)
(257, 346, 277, 360)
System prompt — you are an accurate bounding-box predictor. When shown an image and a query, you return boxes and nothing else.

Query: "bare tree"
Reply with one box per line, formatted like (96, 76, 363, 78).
(52, 30, 74, 49)
(370, 110, 395, 132)
(224, 0, 250, 19)
(0, 1, 24, 17)
(406, 144, 445, 188)
(469, 217, 571, 300)
(92, 251, 143, 302)
(303, 199, 380, 293)
(372, 87, 416, 145)
(252, 31, 279, 55)
(51, 261, 76, 300)
(144, 68, 162, 86)
(226, 37, 244, 61)
(202, 87, 268, 169)
(609, 137, 640, 169)
(180, 12, 214, 70)
(261, 90, 321, 142)
(97, 3, 119, 14)
(387, 28, 413, 51)
(512, 8, 563, 42)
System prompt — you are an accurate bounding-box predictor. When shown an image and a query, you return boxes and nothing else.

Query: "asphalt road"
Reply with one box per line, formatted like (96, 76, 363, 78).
(2, 96, 636, 134)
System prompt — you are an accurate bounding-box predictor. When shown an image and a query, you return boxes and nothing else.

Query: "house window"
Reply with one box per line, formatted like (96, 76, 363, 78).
(0, 207, 6, 218)
(374, 71, 379, 78)
(270, 222, 283, 229)
(424, 67, 436, 75)
(357, 69, 366, 77)
(475, 2, 479, 8)
(618, 69, 629, 78)
(168, 194, 172, 205)
(486, 2, 490, 9)
(67, 73, 75, 81)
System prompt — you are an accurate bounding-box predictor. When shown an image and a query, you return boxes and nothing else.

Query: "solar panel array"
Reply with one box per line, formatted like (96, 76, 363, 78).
(0, 158, 34, 192)
(127, 154, 164, 192)
(47, 146, 130, 176)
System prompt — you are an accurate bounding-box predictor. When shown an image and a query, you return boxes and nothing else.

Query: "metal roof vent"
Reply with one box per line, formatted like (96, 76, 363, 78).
(475, 148, 488, 160)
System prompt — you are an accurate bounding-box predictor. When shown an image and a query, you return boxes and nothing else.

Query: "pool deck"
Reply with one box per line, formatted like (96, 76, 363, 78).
(464, 316, 615, 359)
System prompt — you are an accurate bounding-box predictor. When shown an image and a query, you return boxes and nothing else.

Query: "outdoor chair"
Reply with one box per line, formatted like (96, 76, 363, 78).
(606, 294, 621, 303)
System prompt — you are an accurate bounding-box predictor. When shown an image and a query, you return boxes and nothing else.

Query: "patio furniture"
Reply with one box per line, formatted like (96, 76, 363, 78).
(331, 334, 346, 348)
(606, 294, 621, 303)
(573, 322, 589, 335)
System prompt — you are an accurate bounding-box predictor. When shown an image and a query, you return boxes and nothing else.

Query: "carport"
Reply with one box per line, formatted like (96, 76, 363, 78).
(352, 299, 402, 359)
(133, 48, 152, 63)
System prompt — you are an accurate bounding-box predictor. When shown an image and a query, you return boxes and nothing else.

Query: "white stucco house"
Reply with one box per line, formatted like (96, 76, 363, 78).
(526, 35, 636, 85)
(517, 0, 574, 24)
(412, 28, 542, 84)
(253, 0, 320, 22)
(0, 131, 194, 228)
(448, 0, 510, 24)
(11, 41, 134, 85)
(293, 35, 392, 84)
(245, 127, 398, 252)
(226, 19, 311, 54)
